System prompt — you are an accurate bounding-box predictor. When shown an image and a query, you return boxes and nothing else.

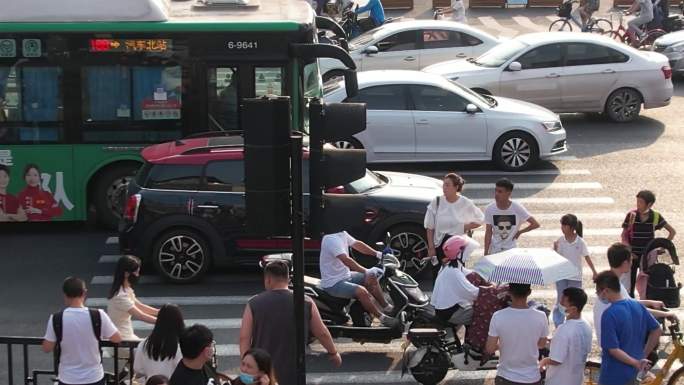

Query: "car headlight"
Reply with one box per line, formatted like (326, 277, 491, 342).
(542, 121, 562, 132)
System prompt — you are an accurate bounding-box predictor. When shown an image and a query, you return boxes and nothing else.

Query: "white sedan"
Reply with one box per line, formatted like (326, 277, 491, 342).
(323, 70, 567, 171)
(319, 20, 500, 81)
(423, 32, 673, 122)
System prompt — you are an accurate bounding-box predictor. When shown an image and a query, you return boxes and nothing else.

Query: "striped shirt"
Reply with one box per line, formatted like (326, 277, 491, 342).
(622, 209, 667, 256)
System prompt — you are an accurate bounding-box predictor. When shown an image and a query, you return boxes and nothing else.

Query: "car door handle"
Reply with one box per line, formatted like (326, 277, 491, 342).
(546, 73, 561, 78)
(404, 56, 416, 61)
(416, 119, 429, 125)
(602, 69, 616, 74)
(456, 53, 467, 57)
(197, 205, 219, 209)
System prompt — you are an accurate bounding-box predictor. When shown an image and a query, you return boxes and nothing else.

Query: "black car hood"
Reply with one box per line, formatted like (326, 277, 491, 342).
(371, 171, 442, 202)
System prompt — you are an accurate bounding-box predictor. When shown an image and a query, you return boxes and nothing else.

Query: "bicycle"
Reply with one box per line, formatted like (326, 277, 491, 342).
(549, 0, 613, 33)
(584, 317, 684, 385)
(609, 11, 667, 48)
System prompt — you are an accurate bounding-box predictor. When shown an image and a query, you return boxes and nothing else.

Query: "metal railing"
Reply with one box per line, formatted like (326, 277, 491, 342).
(1, 336, 138, 385)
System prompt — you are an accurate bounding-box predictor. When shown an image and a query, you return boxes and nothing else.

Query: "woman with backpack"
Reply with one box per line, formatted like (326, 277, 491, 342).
(134, 304, 185, 382)
(424, 173, 484, 281)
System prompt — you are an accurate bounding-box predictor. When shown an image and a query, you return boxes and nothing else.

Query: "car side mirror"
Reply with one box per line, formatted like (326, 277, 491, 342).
(466, 103, 479, 114)
(364, 45, 379, 55)
(508, 61, 522, 72)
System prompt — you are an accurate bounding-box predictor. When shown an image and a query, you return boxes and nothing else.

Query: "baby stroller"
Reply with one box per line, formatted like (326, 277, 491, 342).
(637, 238, 681, 308)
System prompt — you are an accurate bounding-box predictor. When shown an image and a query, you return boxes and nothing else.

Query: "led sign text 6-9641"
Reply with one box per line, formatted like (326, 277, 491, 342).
(89, 39, 172, 53)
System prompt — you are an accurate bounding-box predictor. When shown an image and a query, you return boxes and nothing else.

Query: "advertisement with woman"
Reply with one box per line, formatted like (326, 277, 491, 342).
(0, 152, 73, 222)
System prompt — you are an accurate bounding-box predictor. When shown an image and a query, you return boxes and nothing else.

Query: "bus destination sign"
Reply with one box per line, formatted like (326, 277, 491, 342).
(89, 39, 172, 53)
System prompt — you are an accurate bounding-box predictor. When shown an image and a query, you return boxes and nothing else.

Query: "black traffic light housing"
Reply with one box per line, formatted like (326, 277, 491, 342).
(308, 99, 367, 237)
(242, 96, 292, 236)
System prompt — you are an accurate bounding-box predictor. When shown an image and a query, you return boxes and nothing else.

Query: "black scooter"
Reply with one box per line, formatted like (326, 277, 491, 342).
(260, 243, 432, 344)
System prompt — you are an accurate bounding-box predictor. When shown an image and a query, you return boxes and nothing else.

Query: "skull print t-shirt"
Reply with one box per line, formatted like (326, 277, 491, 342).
(484, 201, 531, 254)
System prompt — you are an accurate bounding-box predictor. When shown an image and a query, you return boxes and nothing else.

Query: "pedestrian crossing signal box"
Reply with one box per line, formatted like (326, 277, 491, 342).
(308, 100, 367, 237)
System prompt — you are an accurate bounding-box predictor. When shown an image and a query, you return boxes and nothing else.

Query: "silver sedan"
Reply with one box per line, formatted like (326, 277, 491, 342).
(423, 32, 674, 122)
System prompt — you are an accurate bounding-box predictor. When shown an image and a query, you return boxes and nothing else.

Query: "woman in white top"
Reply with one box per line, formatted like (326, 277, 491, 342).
(424, 173, 485, 280)
(134, 304, 185, 382)
(551, 214, 597, 327)
(107, 255, 158, 342)
(431, 235, 489, 326)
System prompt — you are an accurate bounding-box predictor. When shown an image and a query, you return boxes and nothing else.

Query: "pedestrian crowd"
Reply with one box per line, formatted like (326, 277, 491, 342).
(41, 173, 678, 385)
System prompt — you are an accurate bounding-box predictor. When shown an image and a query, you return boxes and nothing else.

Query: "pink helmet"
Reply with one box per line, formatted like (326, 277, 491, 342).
(442, 235, 469, 261)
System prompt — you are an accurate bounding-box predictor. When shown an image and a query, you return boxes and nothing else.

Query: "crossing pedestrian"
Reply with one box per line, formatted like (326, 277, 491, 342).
(595, 270, 661, 385)
(484, 178, 540, 255)
(107, 255, 158, 343)
(552, 214, 598, 326)
(42, 277, 122, 385)
(169, 324, 221, 385)
(540, 287, 592, 385)
(239, 260, 341, 385)
(134, 304, 185, 383)
(230, 348, 275, 385)
(424, 173, 484, 280)
(621, 190, 676, 297)
(486, 283, 549, 385)
(145, 375, 169, 385)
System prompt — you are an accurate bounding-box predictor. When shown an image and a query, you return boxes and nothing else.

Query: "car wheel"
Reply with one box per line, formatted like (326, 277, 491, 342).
(493, 132, 539, 171)
(93, 163, 140, 230)
(332, 137, 363, 149)
(152, 229, 211, 283)
(605, 88, 642, 123)
(386, 225, 429, 277)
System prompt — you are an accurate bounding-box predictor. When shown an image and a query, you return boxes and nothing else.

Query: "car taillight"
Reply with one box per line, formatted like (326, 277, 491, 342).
(364, 208, 378, 224)
(123, 194, 141, 222)
(662, 66, 672, 79)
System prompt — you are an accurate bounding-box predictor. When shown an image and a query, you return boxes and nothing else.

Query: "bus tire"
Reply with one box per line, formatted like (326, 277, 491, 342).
(93, 163, 140, 230)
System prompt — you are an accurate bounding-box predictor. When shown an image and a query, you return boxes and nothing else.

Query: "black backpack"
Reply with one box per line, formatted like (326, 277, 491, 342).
(52, 308, 102, 365)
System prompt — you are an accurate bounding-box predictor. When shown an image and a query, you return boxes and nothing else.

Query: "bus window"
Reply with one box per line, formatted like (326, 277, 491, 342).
(303, 62, 322, 99)
(255, 67, 283, 97)
(208, 67, 238, 132)
(82, 65, 182, 122)
(0, 66, 64, 143)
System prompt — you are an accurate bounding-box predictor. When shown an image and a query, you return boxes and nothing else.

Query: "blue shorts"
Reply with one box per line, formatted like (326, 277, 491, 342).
(323, 272, 366, 299)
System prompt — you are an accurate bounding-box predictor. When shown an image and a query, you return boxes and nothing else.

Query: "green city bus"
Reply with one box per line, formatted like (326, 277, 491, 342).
(0, 0, 354, 228)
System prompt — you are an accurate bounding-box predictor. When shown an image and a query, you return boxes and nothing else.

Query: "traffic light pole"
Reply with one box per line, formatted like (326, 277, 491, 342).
(290, 133, 306, 385)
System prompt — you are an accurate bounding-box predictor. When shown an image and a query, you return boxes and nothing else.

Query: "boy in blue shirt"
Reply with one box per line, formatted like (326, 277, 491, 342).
(355, 0, 386, 28)
(596, 270, 661, 385)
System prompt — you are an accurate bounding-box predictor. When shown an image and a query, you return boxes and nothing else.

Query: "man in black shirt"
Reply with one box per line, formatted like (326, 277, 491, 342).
(622, 190, 676, 297)
(170, 324, 216, 385)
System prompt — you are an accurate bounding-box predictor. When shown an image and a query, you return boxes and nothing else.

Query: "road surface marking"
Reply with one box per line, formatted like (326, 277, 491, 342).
(473, 197, 614, 205)
(465, 182, 601, 190)
(478, 16, 519, 37)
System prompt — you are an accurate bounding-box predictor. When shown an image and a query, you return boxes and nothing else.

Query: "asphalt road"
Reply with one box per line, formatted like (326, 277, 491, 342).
(1, 73, 683, 385)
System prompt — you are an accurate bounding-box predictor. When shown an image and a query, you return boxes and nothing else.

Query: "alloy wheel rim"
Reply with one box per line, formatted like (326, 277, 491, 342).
(610, 91, 639, 122)
(389, 231, 428, 273)
(501, 137, 531, 169)
(333, 140, 356, 149)
(158, 235, 205, 280)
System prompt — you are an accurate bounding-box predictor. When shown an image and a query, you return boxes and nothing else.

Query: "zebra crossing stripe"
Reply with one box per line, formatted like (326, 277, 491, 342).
(478, 16, 519, 36)
(106, 236, 119, 244)
(429, 169, 591, 176)
(470, 228, 621, 237)
(513, 16, 549, 32)
(98, 255, 122, 264)
(465, 182, 602, 190)
(473, 197, 614, 205)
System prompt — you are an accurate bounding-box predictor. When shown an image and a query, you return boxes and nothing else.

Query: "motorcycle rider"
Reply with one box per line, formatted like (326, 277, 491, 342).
(354, 0, 386, 30)
(319, 231, 397, 326)
(430, 235, 486, 326)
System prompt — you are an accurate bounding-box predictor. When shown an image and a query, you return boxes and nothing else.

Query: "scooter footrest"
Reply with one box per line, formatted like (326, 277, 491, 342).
(408, 328, 446, 338)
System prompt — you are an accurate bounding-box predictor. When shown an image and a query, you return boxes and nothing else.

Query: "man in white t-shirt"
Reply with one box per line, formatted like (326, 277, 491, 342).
(484, 178, 539, 255)
(319, 231, 396, 325)
(593, 243, 675, 342)
(486, 283, 548, 385)
(43, 277, 121, 385)
(540, 287, 592, 385)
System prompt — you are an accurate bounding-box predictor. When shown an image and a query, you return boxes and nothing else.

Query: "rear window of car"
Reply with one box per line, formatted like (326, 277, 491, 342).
(144, 164, 202, 190)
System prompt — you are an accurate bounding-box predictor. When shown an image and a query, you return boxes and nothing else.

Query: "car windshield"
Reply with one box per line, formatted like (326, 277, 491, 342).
(348, 170, 386, 193)
(473, 40, 528, 68)
(348, 29, 379, 50)
(447, 80, 497, 108)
